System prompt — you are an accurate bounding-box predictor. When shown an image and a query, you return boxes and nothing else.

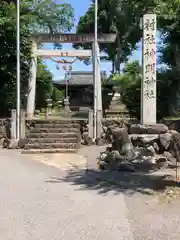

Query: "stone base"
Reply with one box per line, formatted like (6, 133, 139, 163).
(130, 124, 168, 134)
(22, 148, 78, 154)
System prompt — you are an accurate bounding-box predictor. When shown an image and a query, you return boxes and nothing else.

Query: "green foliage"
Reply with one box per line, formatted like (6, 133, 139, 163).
(113, 61, 178, 120)
(2, 0, 180, 119)
(73, 0, 156, 72)
(0, 2, 31, 116)
(155, 0, 180, 116)
(112, 61, 141, 119)
(73, 0, 180, 119)
(51, 87, 64, 104)
(35, 61, 53, 110)
(0, 0, 74, 117)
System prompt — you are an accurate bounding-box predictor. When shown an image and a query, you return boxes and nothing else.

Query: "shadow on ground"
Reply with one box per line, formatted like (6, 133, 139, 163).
(46, 168, 179, 196)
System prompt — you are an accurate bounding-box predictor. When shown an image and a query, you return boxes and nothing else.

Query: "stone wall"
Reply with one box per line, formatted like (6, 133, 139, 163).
(0, 118, 11, 145)
(98, 124, 180, 172)
(81, 119, 138, 145)
(103, 119, 180, 133)
(0, 119, 4, 139)
(81, 118, 180, 146)
(101, 119, 180, 135)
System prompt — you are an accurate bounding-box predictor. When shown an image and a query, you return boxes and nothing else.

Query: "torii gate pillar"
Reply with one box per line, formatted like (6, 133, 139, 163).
(26, 41, 37, 119)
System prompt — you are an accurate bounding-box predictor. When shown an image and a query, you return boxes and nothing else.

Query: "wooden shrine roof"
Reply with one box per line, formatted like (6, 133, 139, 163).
(54, 72, 93, 86)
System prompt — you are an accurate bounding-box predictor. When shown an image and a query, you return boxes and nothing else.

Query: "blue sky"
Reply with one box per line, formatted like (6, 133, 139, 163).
(43, 0, 141, 80)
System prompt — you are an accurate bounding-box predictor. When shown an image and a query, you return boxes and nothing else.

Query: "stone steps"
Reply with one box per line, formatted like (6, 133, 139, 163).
(28, 120, 79, 124)
(30, 128, 80, 133)
(28, 132, 80, 139)
(35, 123, 80, 128)
(23, 120, 82, 154)
(24, 142, 80, 149)
(28, 138, 79, 144)
(22, 148, 78, 154)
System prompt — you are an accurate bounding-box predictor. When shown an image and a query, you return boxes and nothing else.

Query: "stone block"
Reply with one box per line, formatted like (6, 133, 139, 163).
(129, 134, 159, 146)
(159, 133, 172, 150)
(130, 124, 168, 134)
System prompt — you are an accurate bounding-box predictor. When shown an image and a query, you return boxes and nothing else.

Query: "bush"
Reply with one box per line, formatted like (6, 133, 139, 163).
(111, 61, 175, 120)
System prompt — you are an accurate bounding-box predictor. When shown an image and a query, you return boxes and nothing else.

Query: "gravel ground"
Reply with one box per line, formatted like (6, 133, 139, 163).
(1, 147, 180, 239)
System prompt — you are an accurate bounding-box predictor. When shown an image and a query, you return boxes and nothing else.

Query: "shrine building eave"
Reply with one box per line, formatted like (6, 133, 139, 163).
(53, 71, 115, 89)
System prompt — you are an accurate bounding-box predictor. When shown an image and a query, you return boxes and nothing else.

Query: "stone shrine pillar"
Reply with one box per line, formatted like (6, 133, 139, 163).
(141, 13, 157, 125)
(26, 41, 37, 119)
(96, 42, 102, 138)
(92, 41, 103, 139)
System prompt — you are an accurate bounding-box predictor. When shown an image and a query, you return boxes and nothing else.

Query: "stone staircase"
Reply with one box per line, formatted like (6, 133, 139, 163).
(21, 120, 81, 154)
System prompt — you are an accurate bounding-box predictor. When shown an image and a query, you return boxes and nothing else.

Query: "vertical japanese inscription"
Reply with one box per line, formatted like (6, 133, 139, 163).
(142, 14, 157, 124)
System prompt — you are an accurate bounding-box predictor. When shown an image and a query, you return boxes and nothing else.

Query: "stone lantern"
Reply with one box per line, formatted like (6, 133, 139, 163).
(45, 98, 52, 119)
(64, 97, 71, 116)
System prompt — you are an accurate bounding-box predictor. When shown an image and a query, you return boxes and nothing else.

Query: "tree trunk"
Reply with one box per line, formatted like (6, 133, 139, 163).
(115, 57, 121, 73)
(112, 60, 115, 73)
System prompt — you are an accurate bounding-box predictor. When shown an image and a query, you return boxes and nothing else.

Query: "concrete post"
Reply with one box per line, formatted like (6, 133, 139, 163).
(11, 109, 17, 139)
(45, 107, 49, 120)
(88, 109, 93, 138)
(20, 109, 26, 139)
(96, 109, 102, 138)
(92, 42, 97, 140)
(26, 41, 37, 119)
(141, 13, 157, 125)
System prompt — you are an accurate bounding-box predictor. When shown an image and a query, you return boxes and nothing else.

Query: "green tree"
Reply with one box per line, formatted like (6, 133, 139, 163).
(74, 0, 180, 118)
(112, 61, 141, 119)
(35, 61, 53, 110)
(73, 0, 156, 73)
(0, 0, 74, 117)
(51, 87, 64, 104)
(113, 61, 175, 120)
(155, 0, 180, 116)
(117, 0, 180, 118)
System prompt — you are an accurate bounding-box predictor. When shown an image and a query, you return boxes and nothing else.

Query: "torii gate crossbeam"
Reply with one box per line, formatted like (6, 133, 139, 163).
(36, 49, 92, 57)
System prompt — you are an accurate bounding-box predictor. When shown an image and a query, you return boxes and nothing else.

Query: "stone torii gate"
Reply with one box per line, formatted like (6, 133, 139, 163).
(27, 33, 116, 138)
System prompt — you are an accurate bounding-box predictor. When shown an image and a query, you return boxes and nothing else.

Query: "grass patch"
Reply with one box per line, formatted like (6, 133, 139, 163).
(157, 186, 180, 203)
